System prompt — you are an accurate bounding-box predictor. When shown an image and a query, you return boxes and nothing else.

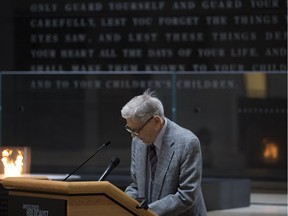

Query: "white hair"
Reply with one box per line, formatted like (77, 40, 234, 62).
(121, 89, 164, 122)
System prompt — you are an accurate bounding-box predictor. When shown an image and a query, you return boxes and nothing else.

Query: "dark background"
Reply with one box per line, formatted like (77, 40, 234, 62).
(1, 73, 287, 182)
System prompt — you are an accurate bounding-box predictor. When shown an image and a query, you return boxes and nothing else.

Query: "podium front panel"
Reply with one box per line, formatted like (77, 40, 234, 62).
(8, 194, 66, 216)
(8, 192, 138, 216)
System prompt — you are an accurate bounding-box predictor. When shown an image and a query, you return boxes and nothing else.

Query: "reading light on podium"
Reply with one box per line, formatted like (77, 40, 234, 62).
(0, 147, 31, 177)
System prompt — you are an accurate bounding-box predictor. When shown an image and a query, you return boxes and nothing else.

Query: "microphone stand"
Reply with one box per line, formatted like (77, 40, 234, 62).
(63, 141, 111, 181)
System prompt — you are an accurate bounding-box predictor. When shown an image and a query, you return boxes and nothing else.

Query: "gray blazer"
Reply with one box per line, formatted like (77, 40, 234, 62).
(125, 118, 207, 216)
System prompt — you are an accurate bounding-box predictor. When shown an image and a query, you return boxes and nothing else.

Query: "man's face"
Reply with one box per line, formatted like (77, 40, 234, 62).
(125, 116, 160, 145)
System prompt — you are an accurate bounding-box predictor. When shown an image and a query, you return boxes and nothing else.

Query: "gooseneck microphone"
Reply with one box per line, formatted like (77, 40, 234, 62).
(98, 157, 120, 181)
(63, 141, 111, 181)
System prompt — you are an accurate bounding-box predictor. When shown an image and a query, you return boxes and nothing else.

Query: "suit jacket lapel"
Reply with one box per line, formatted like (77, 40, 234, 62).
(152, 120, 175, 201)
(136, 140, 148, 198)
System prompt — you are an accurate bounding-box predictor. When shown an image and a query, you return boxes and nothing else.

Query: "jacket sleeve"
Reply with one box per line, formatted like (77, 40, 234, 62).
(125, 140, 139, 199)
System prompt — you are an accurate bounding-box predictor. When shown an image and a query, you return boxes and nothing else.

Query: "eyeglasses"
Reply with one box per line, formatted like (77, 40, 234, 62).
(125, 116, 154, 136)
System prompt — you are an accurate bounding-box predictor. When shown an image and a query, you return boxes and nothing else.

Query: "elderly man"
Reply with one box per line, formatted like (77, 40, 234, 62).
(121, 89, 207, 216)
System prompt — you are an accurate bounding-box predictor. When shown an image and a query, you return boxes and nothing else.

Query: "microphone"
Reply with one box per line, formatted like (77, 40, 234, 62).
(63, 141, 111, 181)
(98, 157, 120, 181)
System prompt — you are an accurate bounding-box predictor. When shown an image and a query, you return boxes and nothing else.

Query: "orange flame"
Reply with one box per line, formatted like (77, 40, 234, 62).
(262, 140, 279, 163)
(1, 149, 24, 177)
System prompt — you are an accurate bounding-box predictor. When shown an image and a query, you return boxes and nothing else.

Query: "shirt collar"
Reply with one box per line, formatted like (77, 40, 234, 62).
(153, 117, 167, 150)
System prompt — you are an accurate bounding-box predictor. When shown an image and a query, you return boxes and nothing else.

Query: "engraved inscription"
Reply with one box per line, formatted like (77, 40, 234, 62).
(13, 0, 287, 71)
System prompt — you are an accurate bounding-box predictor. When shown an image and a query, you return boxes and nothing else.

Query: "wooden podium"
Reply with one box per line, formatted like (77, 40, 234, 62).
(2, 177, 157, 216)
